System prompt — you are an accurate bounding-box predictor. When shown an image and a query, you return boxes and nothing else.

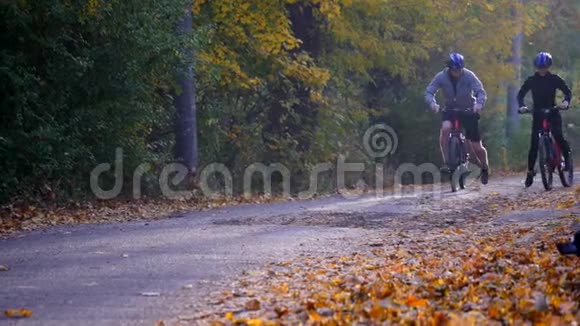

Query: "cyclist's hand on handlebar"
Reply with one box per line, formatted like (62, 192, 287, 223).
(473, 103, 483, 114)
(430, 102, 440, 113)
(558, 101, 569, 110)
(518, 106, 529, 114)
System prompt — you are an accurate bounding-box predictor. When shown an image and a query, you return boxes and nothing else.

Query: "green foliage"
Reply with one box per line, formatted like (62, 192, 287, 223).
(0, 0, 189, 202)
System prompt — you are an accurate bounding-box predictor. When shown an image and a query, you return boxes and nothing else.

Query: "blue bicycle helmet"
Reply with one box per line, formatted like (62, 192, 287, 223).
(534, 52, 552, 69)
(447, 53, 465, 70)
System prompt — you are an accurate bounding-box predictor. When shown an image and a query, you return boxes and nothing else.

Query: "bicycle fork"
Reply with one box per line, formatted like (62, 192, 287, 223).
(541, 132, 560, 168)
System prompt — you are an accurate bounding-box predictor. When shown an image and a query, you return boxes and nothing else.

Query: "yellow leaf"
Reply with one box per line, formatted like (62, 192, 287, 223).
(246, 319, 264, 326)
(274, 283, 289, 294)
(484, 3, 496, 11)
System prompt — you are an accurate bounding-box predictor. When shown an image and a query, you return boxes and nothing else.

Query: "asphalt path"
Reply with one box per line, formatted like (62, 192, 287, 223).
(1, 173, 571, 325)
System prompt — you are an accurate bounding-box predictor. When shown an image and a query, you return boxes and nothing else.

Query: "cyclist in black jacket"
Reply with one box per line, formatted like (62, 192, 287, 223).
(517, 52, 572, 187)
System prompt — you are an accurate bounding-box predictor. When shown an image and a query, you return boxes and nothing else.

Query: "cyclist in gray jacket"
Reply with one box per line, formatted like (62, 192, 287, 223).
(425, 53, 490, 184)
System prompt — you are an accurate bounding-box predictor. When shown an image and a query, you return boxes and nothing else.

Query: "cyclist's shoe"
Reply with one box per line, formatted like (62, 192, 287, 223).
(440, 164, 451, 173)
(525, 171, 535, 188)
(480, 169, 489, 185)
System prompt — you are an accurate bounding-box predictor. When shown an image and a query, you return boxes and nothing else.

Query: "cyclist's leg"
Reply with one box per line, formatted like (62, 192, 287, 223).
(440, 112, 453, 169)
(462, 113, 489, 170)
(525, 111, 544, 186)
(527, 111, 542, 171)
(549, 111, 571, 158)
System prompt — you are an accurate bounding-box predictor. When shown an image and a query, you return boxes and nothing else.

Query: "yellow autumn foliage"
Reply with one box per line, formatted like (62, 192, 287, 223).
(194, 0, 548, 105)
(194, 0, 321, 90)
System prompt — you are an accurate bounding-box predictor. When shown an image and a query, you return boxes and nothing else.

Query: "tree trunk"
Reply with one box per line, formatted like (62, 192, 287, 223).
(174, 4, 198, 174)
(506, 0, 523, 139)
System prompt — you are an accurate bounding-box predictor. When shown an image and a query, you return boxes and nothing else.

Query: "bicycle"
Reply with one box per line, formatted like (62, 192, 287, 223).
(519, 106, 574, 191)
(441, 107, 473, 192)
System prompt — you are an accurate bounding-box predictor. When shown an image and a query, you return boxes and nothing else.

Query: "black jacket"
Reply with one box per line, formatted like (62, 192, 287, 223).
(517, 72, 572, 109)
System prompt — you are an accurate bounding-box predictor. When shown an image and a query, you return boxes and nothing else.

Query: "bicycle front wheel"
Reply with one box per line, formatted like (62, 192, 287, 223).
(448, 137, 462, 192)
(538, 136, 553, 191)
(558, 155, 574, 187)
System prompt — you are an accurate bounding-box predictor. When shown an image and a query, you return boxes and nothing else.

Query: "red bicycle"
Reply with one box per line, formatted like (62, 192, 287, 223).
(441, 107, 472, 192)
(520, 106, 573, 191)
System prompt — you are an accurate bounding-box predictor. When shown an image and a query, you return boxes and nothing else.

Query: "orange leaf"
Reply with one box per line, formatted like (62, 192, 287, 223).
(488, 306, 501, 319)
(5, 309, 33, 318)
(405, 295, 428, 307)
(432, 312, 448, 325)
(368, 305, 383, 319)
(309, 311, 322, 322)
(20, 309, 33, 318)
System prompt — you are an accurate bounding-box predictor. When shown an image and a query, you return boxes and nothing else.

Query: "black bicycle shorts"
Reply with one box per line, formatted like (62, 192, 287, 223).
(442, 111, 481, 142)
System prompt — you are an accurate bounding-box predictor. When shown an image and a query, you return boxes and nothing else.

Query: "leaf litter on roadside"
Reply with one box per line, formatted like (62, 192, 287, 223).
(191, 187, 579, 325)
(0, 195, 285, 236)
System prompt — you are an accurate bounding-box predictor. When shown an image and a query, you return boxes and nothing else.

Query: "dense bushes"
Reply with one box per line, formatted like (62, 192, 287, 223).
(0, 0, 189, 202)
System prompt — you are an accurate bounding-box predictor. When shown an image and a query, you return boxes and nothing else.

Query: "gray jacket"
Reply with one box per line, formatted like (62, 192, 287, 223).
(425, 68, 487, 109)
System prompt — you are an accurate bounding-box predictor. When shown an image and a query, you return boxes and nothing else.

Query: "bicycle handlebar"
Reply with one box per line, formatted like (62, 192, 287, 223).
(519, 106, 569, 114)
(441, 107, 473, 113)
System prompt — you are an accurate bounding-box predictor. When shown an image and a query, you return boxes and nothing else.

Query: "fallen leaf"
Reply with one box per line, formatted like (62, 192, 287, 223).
(5, 309, 33, 318)
(308, 311, 322, 322)
(0, 265, 9, 272)
(559, 301, 577, 315)
(405, 295, 428, 307)
(246, 319, 264, 326)
(245, 299, 261, 311)
(274, 306, 289, 317)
